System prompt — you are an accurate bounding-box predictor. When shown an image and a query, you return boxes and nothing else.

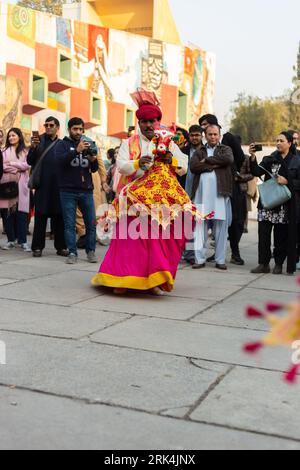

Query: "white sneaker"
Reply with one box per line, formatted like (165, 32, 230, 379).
(2, 242, 15, 250)
(21, 243, 31, 252)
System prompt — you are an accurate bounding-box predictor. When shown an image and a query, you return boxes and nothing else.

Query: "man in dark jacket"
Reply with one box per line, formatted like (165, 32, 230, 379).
(199, 114, 246, 265)
(27, 116, 67, 258)
(290, 130, 300, 157)
(55, 117, 99, 264)
(190, 125, 233, 270)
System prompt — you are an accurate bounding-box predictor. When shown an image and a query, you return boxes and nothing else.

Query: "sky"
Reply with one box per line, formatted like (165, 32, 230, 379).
(170, 0, 300, 127)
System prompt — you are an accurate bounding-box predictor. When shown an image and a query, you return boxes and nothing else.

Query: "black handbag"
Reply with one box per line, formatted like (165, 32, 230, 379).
(0, 182, 19, 199)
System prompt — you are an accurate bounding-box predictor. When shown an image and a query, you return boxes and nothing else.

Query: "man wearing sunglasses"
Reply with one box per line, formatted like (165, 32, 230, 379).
(27, 116, 68, 258)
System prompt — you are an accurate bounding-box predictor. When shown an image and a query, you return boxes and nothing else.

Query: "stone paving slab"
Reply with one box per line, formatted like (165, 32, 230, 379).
(0, 263, 68, 281)
(166, 281, 242, 301)
(76, 292, 215, 320)
(0, 331, 230, 417)
(249, 275, 300, 293)
(90, 316, 291, 371)
(191, 287, 295, 330)
(190, 367, 300, 441)
(0, 386, 299, 450)
(0, 278, 19, 287)
(0, 270, 104, 306)
(176, 268, 258, 288)
(0, 299, 130, 339)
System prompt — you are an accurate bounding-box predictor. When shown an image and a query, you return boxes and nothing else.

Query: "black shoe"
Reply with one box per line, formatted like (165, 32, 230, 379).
(57, 249, 69, 257)
(251, 264, 270, 274)
(192, 263, 206, 269)
(33, 250, 42, 258)
(77, 235, 86, 249)
(216, 264, 228, 271)
(183, 255, 195, 265)
(230, 255, 245, 266)
(273, 265, 283, 275)
(207, 254, 215, 263)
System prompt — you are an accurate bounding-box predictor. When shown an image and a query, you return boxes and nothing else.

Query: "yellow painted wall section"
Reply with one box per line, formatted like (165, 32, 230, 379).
(153, 0, 181, 45)
(81, 0, 103, 26)
(92, 0, 154, 37)
(82, 0, 181, 44)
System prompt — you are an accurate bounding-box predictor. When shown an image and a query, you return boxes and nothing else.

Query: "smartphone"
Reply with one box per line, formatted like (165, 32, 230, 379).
(32, 131, 40, 139)
(254, 144, 263, 152)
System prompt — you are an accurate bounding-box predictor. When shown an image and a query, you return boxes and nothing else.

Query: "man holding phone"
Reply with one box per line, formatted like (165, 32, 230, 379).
(27, 116, 67, 257)
(55, 117, 99, 264)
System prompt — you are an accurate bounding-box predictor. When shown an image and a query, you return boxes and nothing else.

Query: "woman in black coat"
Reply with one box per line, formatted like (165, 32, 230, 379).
(249, 132, 300, 275)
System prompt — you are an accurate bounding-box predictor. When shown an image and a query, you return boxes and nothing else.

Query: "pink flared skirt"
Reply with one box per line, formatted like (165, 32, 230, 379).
(91, 217, 187, 292)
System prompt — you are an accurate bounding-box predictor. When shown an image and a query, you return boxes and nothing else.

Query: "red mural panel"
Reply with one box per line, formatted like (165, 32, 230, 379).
(88, 25, 109, 61)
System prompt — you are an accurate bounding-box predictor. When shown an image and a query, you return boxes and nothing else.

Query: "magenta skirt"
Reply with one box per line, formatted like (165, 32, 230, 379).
(91, 217, 187, 292)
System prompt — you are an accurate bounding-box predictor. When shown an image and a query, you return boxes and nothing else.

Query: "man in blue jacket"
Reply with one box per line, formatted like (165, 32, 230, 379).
(56, 117, 99, 264)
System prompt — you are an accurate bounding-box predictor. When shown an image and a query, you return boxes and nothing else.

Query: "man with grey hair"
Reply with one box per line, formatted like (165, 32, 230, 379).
(190, 125, 234, 270)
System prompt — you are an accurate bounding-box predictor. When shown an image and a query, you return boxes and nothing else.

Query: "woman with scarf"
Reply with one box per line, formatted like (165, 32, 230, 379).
(249, 131, 300, 275)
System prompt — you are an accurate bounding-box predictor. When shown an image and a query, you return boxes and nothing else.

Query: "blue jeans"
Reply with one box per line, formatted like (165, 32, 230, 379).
(3, 209, 28, 244)
(60, 192, 96, 256)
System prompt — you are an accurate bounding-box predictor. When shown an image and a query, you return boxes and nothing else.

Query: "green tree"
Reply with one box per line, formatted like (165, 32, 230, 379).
(17, 0, 80, 16)
(230, 94, 289, 144)
(288, 41, 300, 130)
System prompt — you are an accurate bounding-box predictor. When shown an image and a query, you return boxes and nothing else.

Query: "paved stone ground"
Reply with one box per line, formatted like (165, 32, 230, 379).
(0, 221, 299, 450)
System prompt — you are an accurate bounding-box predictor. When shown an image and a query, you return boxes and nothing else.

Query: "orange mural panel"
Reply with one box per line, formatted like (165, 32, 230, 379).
(35, 43, 57, 83)
(70, 87, 90, 122)
(160, 84, 177, 126)
(107, 101, 126, 137)
(6, 63, 29, 104)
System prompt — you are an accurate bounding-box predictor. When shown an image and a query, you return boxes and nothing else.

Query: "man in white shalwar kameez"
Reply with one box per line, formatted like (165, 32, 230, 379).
(190, 125, 234, 270)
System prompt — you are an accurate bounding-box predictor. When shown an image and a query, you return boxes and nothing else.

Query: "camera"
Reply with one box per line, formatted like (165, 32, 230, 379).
(81, 136, 98, 157)
(254, 144, 263, 152)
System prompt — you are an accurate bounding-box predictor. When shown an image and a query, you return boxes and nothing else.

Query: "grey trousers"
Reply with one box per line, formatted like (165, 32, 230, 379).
(194, 219, 229, 265)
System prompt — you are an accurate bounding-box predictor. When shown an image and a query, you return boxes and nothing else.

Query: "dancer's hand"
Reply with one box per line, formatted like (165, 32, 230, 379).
(160, 152, 173, 164)
(139, 156, 153, 168)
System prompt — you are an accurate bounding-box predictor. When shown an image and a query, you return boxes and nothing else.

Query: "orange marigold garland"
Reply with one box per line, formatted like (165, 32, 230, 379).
(243, 277, 300, 384)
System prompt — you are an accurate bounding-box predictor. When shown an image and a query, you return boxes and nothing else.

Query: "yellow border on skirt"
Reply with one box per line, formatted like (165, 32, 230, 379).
(91, 271, 174, 292)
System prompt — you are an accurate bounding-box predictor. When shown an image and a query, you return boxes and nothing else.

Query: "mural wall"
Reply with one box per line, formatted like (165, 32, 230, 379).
(0, 3, 215, 151)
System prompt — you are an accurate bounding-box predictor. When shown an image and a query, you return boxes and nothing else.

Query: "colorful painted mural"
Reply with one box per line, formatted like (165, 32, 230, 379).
(0, 76, 23, 135)
(7, 4, 36, 48)
(0, 2, 215, 148)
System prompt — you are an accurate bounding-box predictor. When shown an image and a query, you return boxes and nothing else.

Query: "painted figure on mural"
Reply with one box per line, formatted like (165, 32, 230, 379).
(0, 78, 22, 136)
(92, 34, 113, 100)
(142, 40, 167, 101)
